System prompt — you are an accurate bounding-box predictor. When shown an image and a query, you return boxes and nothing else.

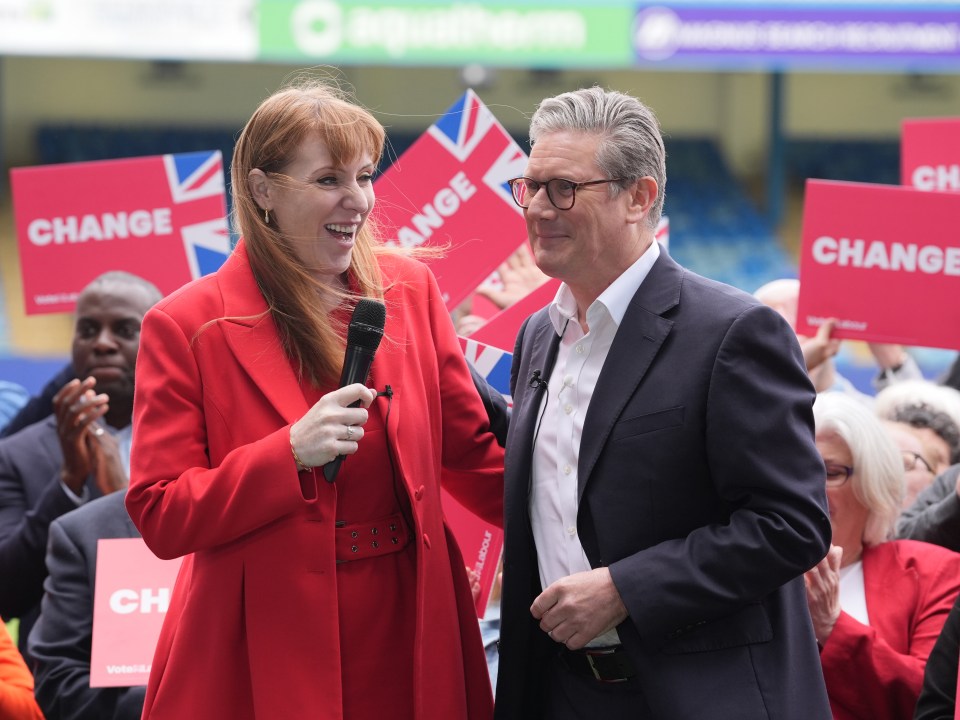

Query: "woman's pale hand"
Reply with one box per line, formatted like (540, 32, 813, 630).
(289, 384, 377, 469)
(475, 244, 549, 310)
(804, 544, 843, 646)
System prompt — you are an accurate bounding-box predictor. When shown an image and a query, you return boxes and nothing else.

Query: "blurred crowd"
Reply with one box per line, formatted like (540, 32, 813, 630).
(1, 254, 958, 719)
(2, 79, 960, 719)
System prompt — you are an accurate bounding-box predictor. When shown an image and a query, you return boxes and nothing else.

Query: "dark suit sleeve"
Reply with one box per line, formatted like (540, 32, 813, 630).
(0, 436, 33, 540)
(897, 466, 960, 551)
(28, 518, 146, 720)
(468, 363, 510, 449)
(509, 317, 529, 398)
(915, 592, 960, 720)
(0, 481, 77, 618)
(0, 433, 76, 619)
(609, 303, 831, 637)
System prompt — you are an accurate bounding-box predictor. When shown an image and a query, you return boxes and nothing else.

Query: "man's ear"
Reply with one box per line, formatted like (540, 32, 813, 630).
(248, 168, 271, 211)
(625, 177, 658, 224)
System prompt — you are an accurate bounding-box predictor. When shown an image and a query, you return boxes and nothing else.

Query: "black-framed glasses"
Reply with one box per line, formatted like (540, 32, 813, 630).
(825, 464, 854, 487)
(902, 450, 934, 475)
(507, 176, 626, 211)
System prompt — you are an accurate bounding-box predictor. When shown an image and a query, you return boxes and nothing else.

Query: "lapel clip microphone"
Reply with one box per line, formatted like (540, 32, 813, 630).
(529, 369, 547, 391)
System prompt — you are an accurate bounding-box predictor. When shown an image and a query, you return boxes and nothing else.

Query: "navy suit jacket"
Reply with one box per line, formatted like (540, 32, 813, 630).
(28, 490, 145, 720)
(0, 416, 104, 656)
(494, 251, 833, 719)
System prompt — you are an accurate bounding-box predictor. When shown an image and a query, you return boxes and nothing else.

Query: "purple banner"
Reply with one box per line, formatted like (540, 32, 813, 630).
(632, 6, 960, 67)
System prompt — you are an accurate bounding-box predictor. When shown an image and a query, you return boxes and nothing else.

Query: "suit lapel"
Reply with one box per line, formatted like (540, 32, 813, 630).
(216, 243, 309, 426)
(511, 315, 561, 495)
(577, 252, 681, 500)
(505, 310, 560, 516)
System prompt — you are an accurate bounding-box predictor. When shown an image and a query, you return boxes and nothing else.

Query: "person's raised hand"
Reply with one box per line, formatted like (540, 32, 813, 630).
(799, 318, 841, 373)
(53, 377, 110, 494)
(804, 544, 843, 645)
(466, 567, 482, 604)
(87, 427, 128, 495)
(475, 244, 549, 310)
(455, 314, 487, 338)
(867, 342, 909, 371)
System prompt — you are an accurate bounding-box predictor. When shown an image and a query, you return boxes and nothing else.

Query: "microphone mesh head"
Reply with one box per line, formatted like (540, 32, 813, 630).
(347, 299, 386, 352)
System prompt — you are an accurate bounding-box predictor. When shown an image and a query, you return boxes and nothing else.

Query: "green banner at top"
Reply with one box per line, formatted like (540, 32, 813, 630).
(258, 0, 633, 67)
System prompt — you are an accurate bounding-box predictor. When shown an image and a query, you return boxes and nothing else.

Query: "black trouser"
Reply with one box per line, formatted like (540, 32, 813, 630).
(546, 651, 654, 720)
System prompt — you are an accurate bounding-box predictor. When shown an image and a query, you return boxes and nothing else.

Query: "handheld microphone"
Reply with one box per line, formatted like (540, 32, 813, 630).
(323, 298, 386, 483)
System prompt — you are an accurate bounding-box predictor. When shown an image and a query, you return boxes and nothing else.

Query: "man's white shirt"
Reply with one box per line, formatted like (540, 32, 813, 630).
(530, 240, 660, 647)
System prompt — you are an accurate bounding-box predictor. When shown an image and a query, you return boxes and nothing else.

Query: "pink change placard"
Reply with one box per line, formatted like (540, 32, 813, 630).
(11, 151, 230, 315)
(901, 117, 960, 193)
(797, 179, 960, 350)
(90, 538, 182, 687)
(374, 90, 528, 311)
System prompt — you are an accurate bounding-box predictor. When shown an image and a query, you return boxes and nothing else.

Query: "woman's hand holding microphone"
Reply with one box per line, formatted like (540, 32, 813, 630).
(289, 384, 377, 472)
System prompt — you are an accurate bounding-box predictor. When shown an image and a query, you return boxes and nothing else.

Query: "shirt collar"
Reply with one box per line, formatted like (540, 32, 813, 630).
(547, 240, 661, 335)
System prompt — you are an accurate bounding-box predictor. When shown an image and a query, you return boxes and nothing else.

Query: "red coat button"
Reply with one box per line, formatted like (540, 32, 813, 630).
(422, 533, 431, 548)
(414, 485, 425, 501)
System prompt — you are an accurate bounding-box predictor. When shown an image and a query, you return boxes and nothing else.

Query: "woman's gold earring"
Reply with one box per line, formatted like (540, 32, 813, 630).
(264, 208, 270, 223)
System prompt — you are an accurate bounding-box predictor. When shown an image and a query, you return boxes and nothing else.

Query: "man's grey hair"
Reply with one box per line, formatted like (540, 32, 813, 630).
(529, 86, 666, 229)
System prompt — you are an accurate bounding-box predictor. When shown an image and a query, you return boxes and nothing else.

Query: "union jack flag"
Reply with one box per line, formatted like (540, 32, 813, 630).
(429, 90, 526, 214)
(163, 151, 225, 204)
(163, 151, 231, 279)
(460, 336, 513, 406)
(374, 90, 529, 311)
(428, 89, 496, 162)
(180, 218, 231, 279)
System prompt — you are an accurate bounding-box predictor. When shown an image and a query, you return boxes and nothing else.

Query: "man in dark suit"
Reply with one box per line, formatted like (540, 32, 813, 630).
(28, 490, 145, 720)
(0, 272, 160, 656)
(494, 87, 833, 719)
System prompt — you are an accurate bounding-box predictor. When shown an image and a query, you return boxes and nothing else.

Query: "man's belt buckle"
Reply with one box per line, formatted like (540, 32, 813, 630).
(585, 647, 628, 684)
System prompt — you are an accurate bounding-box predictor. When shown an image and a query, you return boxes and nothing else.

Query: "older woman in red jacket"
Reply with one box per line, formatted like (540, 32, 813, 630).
(806, 393, 960, 720)
(126, 80, 504, 720)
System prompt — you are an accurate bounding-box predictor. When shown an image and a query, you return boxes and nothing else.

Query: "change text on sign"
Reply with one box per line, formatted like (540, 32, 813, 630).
(109, 587, 171, 614)
(391, 171, 477, 247)
(912, 164, 960, 192)
(812, 236, 960, 276)
(28, 208, 173, 246)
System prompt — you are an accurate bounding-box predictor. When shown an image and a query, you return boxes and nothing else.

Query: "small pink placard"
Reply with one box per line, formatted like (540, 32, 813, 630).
(90, 538, 182, 687)
(901, 117, 960, 192)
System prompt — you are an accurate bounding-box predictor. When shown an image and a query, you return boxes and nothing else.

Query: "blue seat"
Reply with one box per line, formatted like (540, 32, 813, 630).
(664, 138, 792, 291)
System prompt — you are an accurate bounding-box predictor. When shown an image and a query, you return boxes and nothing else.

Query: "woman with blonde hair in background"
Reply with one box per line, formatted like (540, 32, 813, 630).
(806, 393, 960, 720)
